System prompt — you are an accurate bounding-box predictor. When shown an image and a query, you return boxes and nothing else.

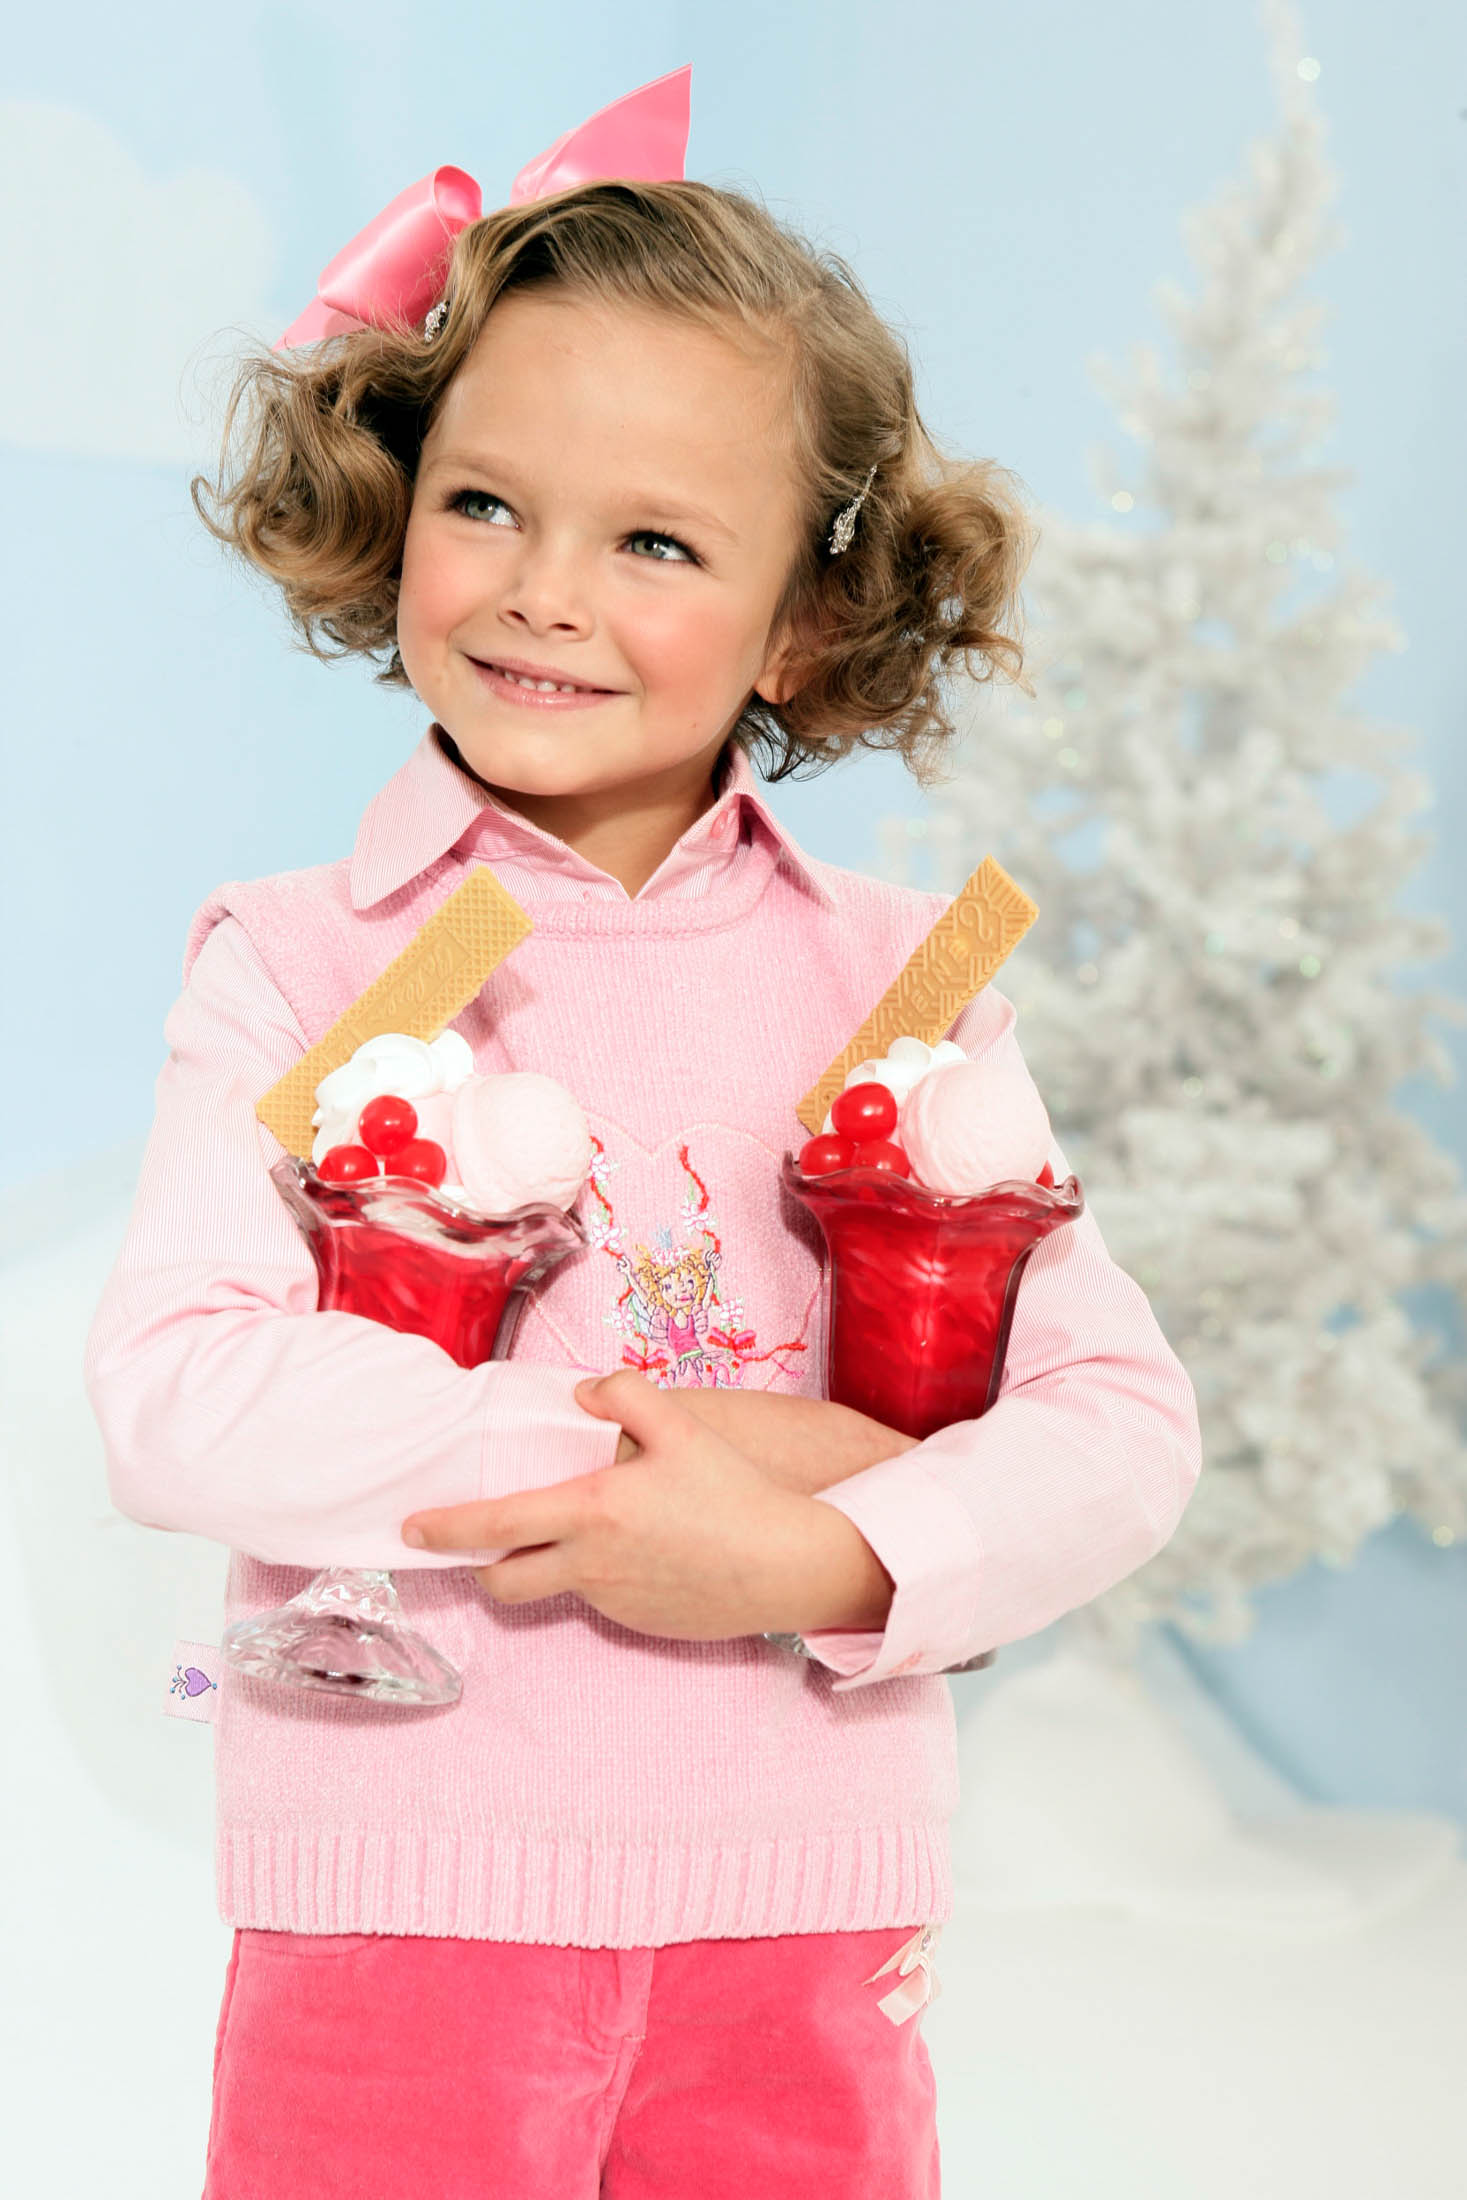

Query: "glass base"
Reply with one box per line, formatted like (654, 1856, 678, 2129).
(248, 1166, 590, 1708)
(221, 1567, 462, 1707)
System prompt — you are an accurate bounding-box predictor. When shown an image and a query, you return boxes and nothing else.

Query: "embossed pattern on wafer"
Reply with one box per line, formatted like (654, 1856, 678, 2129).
(257, 867, 533, 1157)
(796, 856, 1038, 1134)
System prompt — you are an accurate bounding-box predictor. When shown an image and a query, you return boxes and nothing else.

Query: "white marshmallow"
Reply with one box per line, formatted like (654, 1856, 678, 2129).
(429, 1029, 475, 1089)
(311, 1031, 472, 1166)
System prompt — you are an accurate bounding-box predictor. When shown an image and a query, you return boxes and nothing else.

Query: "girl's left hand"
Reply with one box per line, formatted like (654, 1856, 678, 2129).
(400, 1369, 894, 1642)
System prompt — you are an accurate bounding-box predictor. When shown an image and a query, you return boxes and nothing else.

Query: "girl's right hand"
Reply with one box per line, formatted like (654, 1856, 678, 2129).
(610, 1387, 917, 1497)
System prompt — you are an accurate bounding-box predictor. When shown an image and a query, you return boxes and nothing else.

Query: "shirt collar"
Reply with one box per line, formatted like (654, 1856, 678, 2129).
(349, 723, 837, 911)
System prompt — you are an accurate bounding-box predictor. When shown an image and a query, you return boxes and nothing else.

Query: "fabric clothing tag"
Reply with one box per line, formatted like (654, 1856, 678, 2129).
(863, 1924, 943, 2024)
(166, 1640, 222, 1723)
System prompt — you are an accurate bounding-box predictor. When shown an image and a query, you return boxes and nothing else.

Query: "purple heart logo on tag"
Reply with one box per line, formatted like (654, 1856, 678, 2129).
(183, 1666, 215, 1697)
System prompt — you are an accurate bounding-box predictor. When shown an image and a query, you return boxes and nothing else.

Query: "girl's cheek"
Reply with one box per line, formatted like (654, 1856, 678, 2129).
(623, 597, 756, 693)
(400, 527, 482, 643)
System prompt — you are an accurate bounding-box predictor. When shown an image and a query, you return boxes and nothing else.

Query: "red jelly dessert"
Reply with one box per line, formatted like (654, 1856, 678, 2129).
(272, 1157, 585, 1369)
(783, 1152, 1084, 1441)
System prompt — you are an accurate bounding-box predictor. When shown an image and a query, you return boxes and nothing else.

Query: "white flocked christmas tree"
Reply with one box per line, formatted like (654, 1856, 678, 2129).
(883, 0, 1467, 1646)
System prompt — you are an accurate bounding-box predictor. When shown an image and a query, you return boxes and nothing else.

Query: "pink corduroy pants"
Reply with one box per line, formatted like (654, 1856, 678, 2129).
(202, 1921, 943, 2198)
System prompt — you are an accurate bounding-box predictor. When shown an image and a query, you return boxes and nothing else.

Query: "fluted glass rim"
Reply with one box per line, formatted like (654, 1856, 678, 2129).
(270, 1153, 588, 1251)
(780, 1149, 1084, 1219)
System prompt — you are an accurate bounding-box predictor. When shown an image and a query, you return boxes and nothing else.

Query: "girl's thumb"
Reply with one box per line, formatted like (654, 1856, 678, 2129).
(575, 1373, 625, 1421)
(575, 1369, 674, 1435)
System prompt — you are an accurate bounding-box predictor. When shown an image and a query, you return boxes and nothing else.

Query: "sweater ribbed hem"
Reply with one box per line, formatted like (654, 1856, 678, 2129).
(217, 1821, 952, 1948)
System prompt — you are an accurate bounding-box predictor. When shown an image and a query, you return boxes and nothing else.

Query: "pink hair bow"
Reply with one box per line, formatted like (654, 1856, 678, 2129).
(273, 63, 692, 351)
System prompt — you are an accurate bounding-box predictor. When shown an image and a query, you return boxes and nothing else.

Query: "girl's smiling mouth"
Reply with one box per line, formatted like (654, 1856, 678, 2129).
(468, 653, 623, 708)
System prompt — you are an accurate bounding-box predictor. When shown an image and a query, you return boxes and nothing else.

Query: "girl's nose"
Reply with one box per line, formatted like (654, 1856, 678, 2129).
(494, 537, 594, 638)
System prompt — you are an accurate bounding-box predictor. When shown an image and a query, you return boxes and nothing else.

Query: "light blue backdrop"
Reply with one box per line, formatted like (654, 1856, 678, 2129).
(4, 0, 1463, 1819)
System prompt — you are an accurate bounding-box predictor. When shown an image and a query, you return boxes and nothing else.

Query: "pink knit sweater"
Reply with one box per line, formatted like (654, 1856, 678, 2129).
(85, 727, 1202, 1948)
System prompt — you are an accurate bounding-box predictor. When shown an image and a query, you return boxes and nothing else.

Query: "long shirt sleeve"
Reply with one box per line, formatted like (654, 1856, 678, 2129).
(797, 994, 1203, 1691)
(83, 915, 622, 1571)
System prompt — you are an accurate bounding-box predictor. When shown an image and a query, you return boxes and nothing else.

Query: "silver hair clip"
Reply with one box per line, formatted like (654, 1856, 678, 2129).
(423, 299, 449, 342)
(828, 462, 879, 555)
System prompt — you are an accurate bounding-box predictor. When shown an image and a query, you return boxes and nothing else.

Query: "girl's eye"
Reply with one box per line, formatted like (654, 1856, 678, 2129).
(446, 490, 699, 565)
(448, 489, 515, 526)
(624, 530, 699, 565)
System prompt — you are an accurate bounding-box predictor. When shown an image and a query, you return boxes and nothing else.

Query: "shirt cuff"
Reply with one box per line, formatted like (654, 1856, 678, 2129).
(477, 1361, 624, 1506)
(797, 1450, 984, 1691)
(354, 1362, 622, 1571)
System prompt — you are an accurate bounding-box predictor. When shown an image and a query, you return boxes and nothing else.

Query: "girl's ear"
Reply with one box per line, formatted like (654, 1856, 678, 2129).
(754, 619, 819, 707)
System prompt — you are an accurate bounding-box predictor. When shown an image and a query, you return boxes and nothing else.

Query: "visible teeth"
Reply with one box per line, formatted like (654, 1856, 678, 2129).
(497, 667, 585, 693)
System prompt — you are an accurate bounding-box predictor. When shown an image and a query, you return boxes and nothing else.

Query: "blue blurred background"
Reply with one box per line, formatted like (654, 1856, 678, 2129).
(3, 0, 1463, 1820)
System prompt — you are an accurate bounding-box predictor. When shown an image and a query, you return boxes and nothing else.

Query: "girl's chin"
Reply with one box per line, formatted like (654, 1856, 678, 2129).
(438, 706, 730, 801)
(444, 738, 632, 805)
(440, 712, 604, 766)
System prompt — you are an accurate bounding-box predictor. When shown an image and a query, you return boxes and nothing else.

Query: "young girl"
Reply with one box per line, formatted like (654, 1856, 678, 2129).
(85, 73, 1201, 2200)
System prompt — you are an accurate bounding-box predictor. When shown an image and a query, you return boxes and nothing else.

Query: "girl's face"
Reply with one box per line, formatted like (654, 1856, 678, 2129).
(397, 286, 811, 832)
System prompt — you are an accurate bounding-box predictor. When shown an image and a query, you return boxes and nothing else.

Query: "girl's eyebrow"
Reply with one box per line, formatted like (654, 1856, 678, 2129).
(421, 447, 739, 542)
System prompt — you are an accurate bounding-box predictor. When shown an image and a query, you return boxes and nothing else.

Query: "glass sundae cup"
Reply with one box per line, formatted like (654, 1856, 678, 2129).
(780, 1152, 1084, 1441)
(220, 1156, 586, 1707)
(768, 1151, 1084, 1673)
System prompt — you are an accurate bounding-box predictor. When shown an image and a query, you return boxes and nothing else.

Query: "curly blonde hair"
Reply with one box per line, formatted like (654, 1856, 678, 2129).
(192, 180, 1032, 783)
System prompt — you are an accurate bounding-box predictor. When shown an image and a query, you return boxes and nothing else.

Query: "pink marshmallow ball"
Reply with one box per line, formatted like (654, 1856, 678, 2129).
(449, 1072, 592, 1217)
(899, 1053, 1052, 1195)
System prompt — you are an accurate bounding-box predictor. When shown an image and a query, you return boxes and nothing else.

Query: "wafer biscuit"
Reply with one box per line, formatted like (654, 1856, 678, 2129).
(796, 856, 1038, 1134)
(257, 867, 533, 1157)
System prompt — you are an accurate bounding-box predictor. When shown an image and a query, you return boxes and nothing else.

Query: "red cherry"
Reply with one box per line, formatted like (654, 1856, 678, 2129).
(318, 1143, 380, 1185)
(386, 1137, 447, 1187)
(357, 1093, 419, 1157)
(830, 1082, 899, 1143)
(1037, 1161, 1056, 1189)
(853, 1139, 910, 1175)
(799, 1133, 857, 1177)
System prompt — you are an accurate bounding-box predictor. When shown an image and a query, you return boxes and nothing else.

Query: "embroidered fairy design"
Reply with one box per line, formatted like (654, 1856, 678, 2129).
(584, 1135, 806, 1389)
(624, 1236, 723, 1383)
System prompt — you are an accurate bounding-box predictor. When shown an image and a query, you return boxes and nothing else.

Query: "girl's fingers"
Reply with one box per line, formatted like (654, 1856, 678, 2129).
(403, 1482, 576, 1551)
(476, 1544, 569, 1605)
(575, 1369, 692, 1445)
(573, 1374, 621, 1422)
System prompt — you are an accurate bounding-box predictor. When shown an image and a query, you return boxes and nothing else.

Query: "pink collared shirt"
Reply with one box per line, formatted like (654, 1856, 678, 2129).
(348, 723, 806, 909)
(84, 726, 1202, 1947)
